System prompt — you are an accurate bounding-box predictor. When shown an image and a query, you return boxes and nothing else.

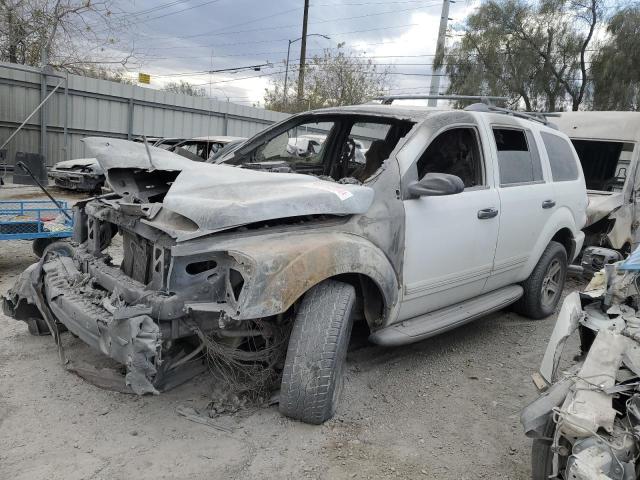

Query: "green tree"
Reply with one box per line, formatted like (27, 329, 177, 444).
(441, 0, 603, 111)
(162, 80, 207, 97)
(591, 6, 640, 110)
(264, 45, 392, 113)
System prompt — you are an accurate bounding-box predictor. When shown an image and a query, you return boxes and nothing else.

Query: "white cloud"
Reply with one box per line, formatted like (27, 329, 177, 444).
(115, 2, 480, 108)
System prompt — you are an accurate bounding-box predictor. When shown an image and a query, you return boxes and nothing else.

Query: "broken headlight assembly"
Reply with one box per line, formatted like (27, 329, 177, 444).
(168, 252, 251, 312)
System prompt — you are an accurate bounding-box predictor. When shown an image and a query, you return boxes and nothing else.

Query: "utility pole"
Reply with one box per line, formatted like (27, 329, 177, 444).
(297, 0, 310, 103)
(284, 39, 293, 109)
(40, 45, 48, 162)
(428, 0, 452, 107)
(285, 34, 329, 109)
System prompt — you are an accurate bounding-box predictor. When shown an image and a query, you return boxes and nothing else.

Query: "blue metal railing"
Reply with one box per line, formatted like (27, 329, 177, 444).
(0, 200, 73, 240)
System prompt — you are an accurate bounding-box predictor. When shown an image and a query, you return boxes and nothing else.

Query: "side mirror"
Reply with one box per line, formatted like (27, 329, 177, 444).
(407, 173, 465, 197)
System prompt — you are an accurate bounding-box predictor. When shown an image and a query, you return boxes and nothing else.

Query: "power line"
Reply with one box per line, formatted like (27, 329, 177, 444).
(139, 22, 423, 51)
(82, 0, 192, 28)
(312, 0, 428, 5)
(114, 0, 192, 18)
(152, 6, 304, 43)
(191, 70, 289, 86)
(138, 3, 440, 45)
(134, 0, 224, 22)
(185, 68, 454, 89)
(146, 54, 467, 78)
(153, 62, 275, 78)
(93, 0, 224, 34)
(147, 50, 450, 61)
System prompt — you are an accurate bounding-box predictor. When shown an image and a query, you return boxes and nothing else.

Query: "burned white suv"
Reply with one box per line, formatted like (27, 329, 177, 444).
(3, 98, 587, 424)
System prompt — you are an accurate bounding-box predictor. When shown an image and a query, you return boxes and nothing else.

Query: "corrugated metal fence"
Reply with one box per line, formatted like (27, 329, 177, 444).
(0, 62, 289, 166)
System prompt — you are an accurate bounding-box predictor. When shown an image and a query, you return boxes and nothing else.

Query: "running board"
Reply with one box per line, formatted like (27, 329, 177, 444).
(369, 285, 524, 347)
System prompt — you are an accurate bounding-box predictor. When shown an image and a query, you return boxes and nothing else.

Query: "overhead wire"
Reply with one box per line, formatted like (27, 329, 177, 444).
(139, 22, 423, 51)
(92, 0, 225, 34)
(126, 0, 476, 98)
(136, 2, 441, 46)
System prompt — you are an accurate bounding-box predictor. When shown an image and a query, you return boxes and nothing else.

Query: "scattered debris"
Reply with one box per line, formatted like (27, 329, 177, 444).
(522, 247, 640, 478)
(175, 405, 235, 433)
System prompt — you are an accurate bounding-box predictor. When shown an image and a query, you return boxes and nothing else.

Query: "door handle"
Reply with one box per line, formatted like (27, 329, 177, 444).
(542, 200, 556, 209)
(477, 208, 499, 219)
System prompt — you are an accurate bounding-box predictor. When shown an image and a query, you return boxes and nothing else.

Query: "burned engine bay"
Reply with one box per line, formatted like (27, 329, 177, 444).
(1, 137, 399, 395)
(522, 249, 640, 479)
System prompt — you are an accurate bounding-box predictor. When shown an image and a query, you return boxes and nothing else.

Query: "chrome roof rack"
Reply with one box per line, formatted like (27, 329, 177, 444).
(373, 94, 508, 106)
(373, 94, 558, 128)
(464, 103, 559, 127)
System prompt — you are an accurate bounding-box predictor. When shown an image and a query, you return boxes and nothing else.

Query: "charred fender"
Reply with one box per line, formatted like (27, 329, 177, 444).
(172, 231, 399, 326)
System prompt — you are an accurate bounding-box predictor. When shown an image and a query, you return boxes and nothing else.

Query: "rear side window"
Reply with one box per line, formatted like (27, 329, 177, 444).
(493, 128, 543, 185)
(541, 132, 579, 182)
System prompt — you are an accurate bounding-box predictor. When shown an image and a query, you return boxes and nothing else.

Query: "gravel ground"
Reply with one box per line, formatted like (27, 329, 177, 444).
(0, 184, 583, 480)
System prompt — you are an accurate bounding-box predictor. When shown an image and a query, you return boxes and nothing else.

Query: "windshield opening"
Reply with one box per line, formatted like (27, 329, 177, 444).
(227, 117, 413, 183)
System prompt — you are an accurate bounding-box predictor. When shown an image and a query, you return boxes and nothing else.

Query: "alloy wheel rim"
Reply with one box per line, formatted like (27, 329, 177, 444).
(541, 259, 562, 309)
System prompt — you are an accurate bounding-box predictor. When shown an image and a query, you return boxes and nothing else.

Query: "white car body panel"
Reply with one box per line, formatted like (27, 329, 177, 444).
(399, 187, 500, 319)
(395, 110, 587, 324)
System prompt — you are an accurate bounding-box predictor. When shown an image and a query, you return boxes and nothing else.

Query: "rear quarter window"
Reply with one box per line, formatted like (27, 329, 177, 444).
(493, 128, 543, 185)
(541, 132, 579, 182)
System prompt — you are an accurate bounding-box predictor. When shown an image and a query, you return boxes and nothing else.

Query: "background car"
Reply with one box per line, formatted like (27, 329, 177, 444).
(206, 138, 247, 163)
(170, 136, 247, 162)
(48, 157, 103, 192)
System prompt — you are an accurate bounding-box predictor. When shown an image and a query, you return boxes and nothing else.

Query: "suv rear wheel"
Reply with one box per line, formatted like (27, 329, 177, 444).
(279, 279, 356, 424)
(514, 241, 568, 319)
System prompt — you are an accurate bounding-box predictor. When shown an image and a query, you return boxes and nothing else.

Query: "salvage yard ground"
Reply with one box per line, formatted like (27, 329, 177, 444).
(0, 185, 581, 480)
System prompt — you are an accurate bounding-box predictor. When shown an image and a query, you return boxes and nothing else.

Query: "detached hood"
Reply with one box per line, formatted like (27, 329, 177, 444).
(586, 191, 624, 226)
(83, 137, 374, 239)
(84, 138, 195, 174)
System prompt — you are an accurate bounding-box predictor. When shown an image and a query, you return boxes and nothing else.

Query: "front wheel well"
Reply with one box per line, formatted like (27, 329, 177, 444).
(551, 228, 575, 261)
(321, 273, 386, 329)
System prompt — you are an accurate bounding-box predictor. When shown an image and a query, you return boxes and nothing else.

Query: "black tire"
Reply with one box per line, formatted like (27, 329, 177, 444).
(514, 241, 568, 319)
(26, 317, 52, 336)
(531, 415, 556, 480)
(32, 238, 56, 258)
(279, 279, 356, 424)
(42, 240, 74, 258)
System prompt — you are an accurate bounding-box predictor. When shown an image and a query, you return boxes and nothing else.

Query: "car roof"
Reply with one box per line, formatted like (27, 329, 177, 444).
(188, 136, 247, 143)
(553, 111, 640, 143)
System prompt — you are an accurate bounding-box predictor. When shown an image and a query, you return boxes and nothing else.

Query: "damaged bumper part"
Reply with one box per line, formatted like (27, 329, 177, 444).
(45, 257, 161, 394)
(521, 250, 640, 479)
(3, 238, 245, 393)
(3, 138, 391, 396)
(5, 251, 162, 394)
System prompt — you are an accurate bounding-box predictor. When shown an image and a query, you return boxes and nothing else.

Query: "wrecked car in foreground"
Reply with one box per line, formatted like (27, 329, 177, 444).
(3, 102, 587, 424)
(522, 248, 640, 479)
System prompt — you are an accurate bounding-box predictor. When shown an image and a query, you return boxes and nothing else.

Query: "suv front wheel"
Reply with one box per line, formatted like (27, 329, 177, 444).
(279, 279, 356, 424)
(514, 241, 568, 319)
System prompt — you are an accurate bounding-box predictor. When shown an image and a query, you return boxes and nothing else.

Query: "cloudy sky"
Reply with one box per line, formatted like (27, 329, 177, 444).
(107, 0, 479, 106)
